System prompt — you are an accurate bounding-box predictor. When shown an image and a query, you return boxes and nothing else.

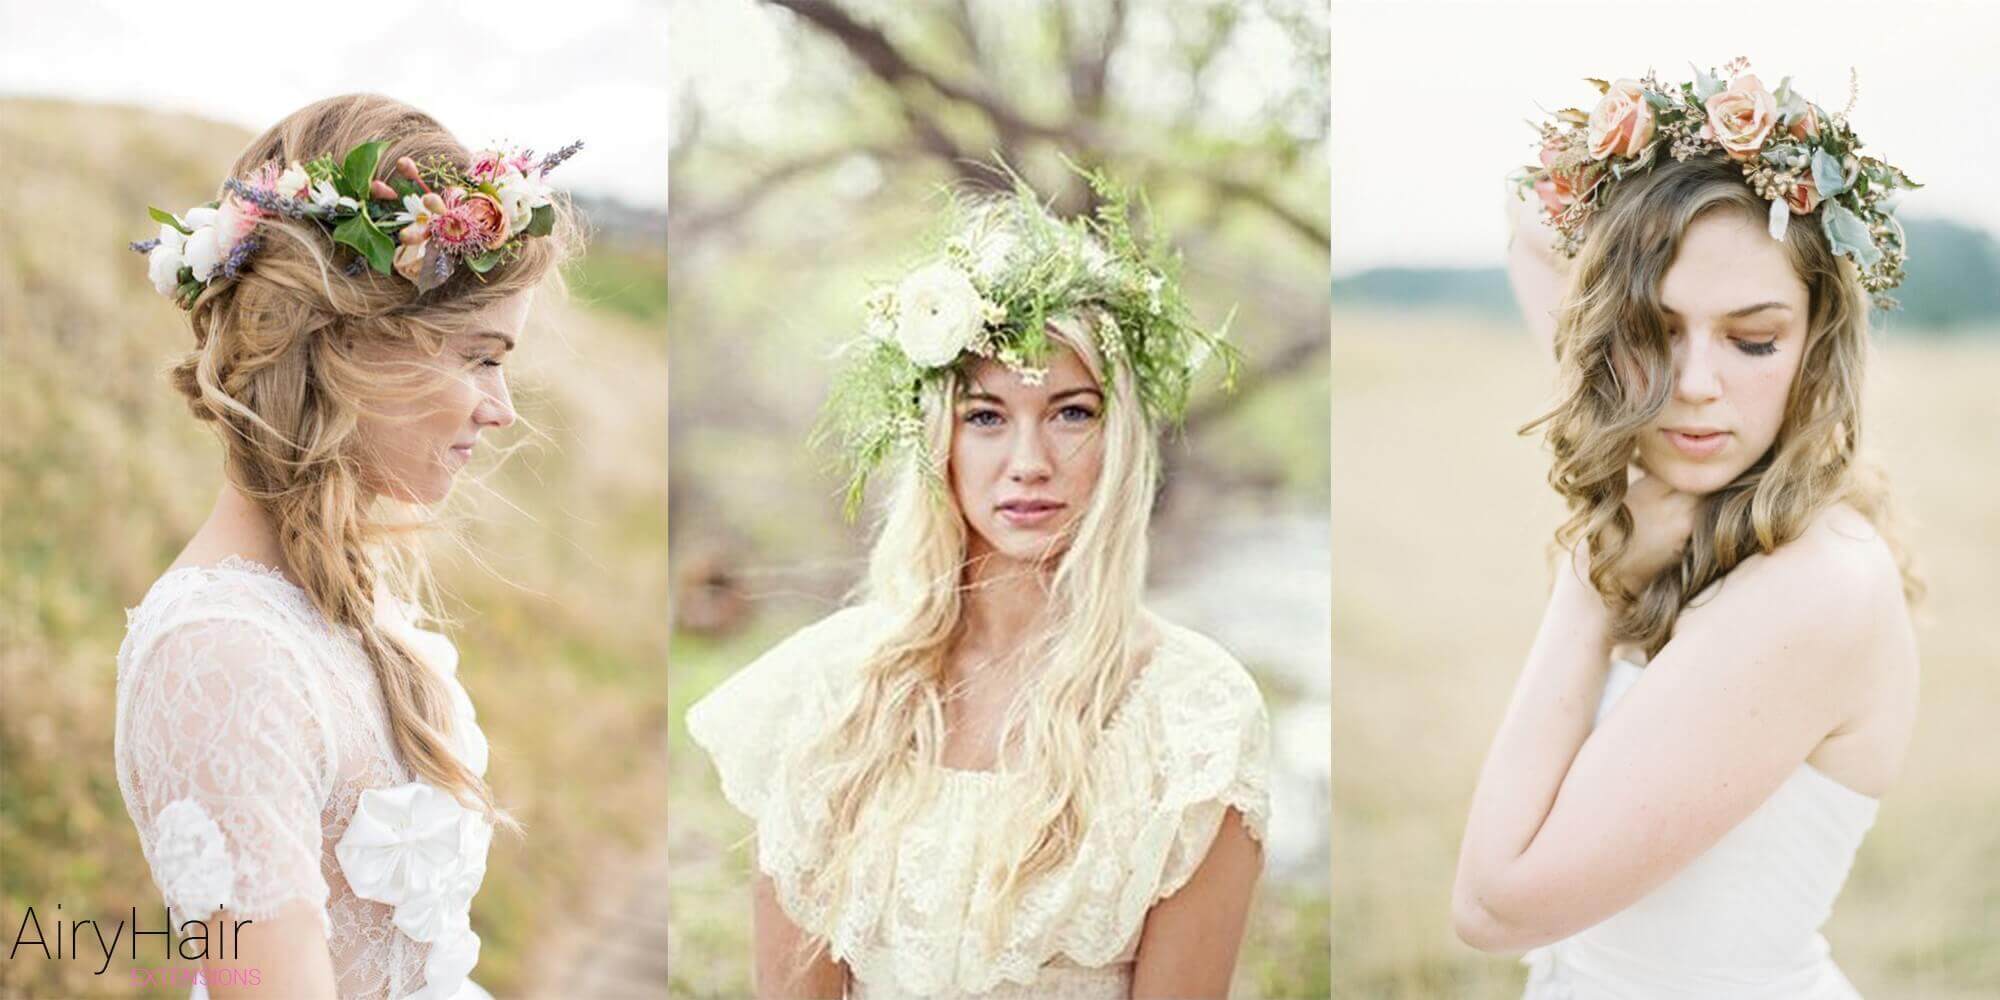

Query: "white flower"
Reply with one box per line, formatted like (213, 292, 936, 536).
(1144, 272, 1166, 315)
(335, 783, 476, 911)
(1016, 366, 1047, 387)
(147, 239, 187, 294)
(397, 195, 439, 229)
(308, 180, 359, 214)
(182, 226, 223, 282)
(151, 798, 235, 920)
(274, 162, 311, 200)
(493, 171, 552, 235)
(892, 262, 985, 367)
(970, 230, 1017, 282)
(405, 927, 481, 1000)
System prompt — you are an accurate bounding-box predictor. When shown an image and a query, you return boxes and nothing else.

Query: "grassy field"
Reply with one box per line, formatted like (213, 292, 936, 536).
(0, 98, 669, 999)
(1329, 308, 2000, 998)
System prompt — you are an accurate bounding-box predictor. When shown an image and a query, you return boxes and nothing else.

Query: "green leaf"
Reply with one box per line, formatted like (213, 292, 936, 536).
(1821, 202, 1881, 268)
(1691, 63, 1723, 100)
(466, 250, 505, 274)
(525, 203, 554, 237)
(332, 212, 396, 275)
(148, 207, 191, 235)
(339, 141, 388, 202)
(1812, 149, 1849, 198)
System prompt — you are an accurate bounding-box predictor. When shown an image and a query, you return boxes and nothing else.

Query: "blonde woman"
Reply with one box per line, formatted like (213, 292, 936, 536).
(114, 95, 579, 1000)
(1454, 66, 1920, 997)
(687, 174, 1271, 999)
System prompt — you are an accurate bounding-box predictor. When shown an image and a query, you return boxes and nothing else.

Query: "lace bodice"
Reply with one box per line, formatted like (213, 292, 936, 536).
(1523, 658, 1879, 999)
(114, 557, 492, 1000)
(686, 604, 1271, 998)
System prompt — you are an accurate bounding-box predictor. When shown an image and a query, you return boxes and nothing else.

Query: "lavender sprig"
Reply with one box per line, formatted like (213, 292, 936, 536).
(130, 238, 161, 254)
(537, 140, 584, 175)
(219, 235, 262, 280)
(222, 178, 328, 220)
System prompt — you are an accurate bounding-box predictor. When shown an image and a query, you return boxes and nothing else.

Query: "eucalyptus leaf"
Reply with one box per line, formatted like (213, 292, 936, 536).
(1812, 149, 1849, 198)
(339, 141, 388, 202)
(526, 203, 554, 237)
(1821, 202, 1882, 268)
(466, 250, 505, 274)
(1691, 64, 1723, 100)
(148, 207, 191, 235)
(332, 212, 395, 275)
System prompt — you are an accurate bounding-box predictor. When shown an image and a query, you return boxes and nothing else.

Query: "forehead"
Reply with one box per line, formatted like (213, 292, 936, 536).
(960, 342, 1100, 400)
(1658, 210, 1808, 316)
(458, 288, 535, 341)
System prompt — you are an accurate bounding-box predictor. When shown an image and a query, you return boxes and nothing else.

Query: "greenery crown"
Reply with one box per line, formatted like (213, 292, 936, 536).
(813, 162, 1240, 520)
(131, 138, 582, 308)
(1518, 59, 1917, 309)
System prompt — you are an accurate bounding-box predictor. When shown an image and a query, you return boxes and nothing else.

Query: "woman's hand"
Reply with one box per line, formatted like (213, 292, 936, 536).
(1595, 472, 1701, 599)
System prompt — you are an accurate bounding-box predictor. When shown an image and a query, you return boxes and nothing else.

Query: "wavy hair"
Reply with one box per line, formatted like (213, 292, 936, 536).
(168, 94, 580, 827)
(790, 302, 1160, 958)
(1525, 152, 1916, 655)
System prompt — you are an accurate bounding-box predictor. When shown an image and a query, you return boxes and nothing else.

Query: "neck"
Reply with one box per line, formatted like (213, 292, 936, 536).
(196, 478, 295, 580)
(956, 540, 1054, 657)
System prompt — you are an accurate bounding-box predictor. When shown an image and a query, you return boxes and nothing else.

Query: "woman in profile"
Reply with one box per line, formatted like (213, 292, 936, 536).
(1455, 64, 1920, 997)
(115, 94, 579, 999)
(687, 172, 1271, 999)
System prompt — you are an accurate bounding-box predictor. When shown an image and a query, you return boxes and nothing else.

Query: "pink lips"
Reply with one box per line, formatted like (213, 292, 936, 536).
(448, 442, 476, 466)
(996, 498, 1065, 528)
(1663, 427, 1730, 459)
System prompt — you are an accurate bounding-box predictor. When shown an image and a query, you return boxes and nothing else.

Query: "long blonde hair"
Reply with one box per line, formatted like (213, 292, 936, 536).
(1526, 153, 1916, 655)
(169, 94, 578, 826)
(795, 307, 1160, 954)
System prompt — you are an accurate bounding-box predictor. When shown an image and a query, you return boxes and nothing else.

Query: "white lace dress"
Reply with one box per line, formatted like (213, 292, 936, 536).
(686, 604, 1272, 999)
(114, 557, 495, 1000)
(1522, 658, 1880, 999)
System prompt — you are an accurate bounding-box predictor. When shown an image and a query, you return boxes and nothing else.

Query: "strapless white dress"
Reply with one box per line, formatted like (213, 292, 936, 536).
(1522, 659, 1880, 999)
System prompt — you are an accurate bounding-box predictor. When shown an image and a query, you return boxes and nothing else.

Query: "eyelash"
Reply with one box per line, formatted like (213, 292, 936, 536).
(1734, 339, 1779, 357)
(962, 404, 1098, 426)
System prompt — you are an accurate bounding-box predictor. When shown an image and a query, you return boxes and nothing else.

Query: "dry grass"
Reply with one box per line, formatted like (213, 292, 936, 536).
(0, 97, 668, 999)
(1329, 307, 2000, 998)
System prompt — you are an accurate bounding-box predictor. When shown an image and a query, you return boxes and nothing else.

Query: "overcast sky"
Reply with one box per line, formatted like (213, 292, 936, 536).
(0, 0, 668, 209)
(1333, 0, 2000, 274)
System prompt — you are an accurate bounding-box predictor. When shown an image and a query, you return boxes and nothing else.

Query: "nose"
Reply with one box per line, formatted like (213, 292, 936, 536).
(1672, 328, 1722, 404)
(1006, 421, 1053, 484)
(474, 373, 516, 430)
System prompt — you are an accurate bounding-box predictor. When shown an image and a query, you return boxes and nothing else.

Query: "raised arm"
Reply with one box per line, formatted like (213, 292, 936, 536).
(1452, 499, 1891, 951)
(1506, 190, 1567, 359)
(1131, 807, 1264, 999)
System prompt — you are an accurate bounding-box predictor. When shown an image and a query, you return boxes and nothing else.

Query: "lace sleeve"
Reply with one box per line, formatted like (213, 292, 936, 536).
(1141, 634, 1272, 907)
(116, 613, 335, 932)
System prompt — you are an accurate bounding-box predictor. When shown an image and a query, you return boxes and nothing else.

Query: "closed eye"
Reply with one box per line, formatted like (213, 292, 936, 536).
(1733, 339, 1779, 357)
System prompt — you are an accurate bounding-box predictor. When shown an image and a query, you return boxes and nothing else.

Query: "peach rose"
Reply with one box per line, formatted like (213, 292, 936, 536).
(1533, 139, 1603, 217)
(1587, 79, 1656, 160)
(1788, 103, 1821, 141)
(457, 192, 511, 248)
(1783, 176, 1821, 215)
(1705, 74, 1778, 160)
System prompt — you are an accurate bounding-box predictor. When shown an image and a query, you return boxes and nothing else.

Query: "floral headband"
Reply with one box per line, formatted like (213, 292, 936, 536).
(131, 138, 582, 307)
(1519, 59, 1917, 308)
(814, 164, 1239, 519)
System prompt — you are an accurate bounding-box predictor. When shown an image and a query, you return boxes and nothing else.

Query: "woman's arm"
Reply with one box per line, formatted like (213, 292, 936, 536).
(1506, 191, 1566, 359)
(752, 868, 845, 999)
(1453, 498, 1884, 951)
(198, 901, 336, 1000)
(1130, 806, 1264, 999)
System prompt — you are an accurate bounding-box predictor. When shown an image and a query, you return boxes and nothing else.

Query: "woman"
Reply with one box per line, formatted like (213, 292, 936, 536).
(114, 94, 579, 1000)
(1454, 65, 1920, 997)
(686, 173, 1271, 999)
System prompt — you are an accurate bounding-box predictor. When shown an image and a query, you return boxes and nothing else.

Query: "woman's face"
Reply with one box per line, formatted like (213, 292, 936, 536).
(950, 341, 1107, 568)
(1636, 211, 1809, 495)
(357, 289, 533, 503)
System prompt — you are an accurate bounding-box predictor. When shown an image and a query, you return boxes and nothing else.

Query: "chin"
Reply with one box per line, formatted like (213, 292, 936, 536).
(1643, 454, 1745, 496)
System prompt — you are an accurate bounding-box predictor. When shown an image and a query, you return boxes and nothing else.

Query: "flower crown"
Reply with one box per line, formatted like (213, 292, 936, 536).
(814, 164, 1239, 519)
(131, 138, 582, 307)
(1518, 59, 1917, 308)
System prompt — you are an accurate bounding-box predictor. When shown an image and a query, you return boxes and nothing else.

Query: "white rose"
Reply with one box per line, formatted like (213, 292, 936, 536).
(182, 226, 223, 282)
(148, 242, 187, 294)
(892, 262, 985, 367)
(275, 162, 311, 199)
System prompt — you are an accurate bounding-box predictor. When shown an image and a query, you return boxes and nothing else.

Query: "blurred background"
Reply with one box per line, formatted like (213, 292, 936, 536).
(665, 1, 1331, 997)
(0, 2, 671, 997)
(1331, 2, 2000, 996)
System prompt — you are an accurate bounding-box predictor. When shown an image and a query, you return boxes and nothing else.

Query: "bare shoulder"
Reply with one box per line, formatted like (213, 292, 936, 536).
(1691, 503, 1906, 632)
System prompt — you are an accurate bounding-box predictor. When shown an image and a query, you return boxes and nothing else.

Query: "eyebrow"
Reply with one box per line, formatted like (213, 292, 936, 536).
(958, 386, 1104, 405)
(1662, 301, 1795, 320)
(473, 331, 517, 350)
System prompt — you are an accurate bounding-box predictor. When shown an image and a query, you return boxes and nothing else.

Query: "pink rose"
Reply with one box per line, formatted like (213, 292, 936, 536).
(1783, 176, 1821, 215)
(425, 188, 506, 252)
(1704, 74, 1778, 160)
(457, 193, 511, 248)
(1533, 139, 1604, 217)
(467, 150, 504, 185)
(1587, 79, 1656, 160)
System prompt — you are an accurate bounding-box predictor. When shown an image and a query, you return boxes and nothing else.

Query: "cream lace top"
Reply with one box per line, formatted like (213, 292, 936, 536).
(686, 604, 1272, 999)
(114, 557, 493, 1000)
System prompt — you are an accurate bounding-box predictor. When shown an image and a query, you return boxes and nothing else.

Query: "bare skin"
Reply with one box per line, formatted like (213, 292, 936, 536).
(1455, 206, 1920, 952)
(156, 292, 528, 996)
(753, 342, 1262, 997)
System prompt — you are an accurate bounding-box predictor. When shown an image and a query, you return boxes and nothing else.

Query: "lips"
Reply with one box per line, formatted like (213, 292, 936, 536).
(996, 498, 1065, 528)
(447, 441, 476, 466)
(1662, 427, 1730, 459)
